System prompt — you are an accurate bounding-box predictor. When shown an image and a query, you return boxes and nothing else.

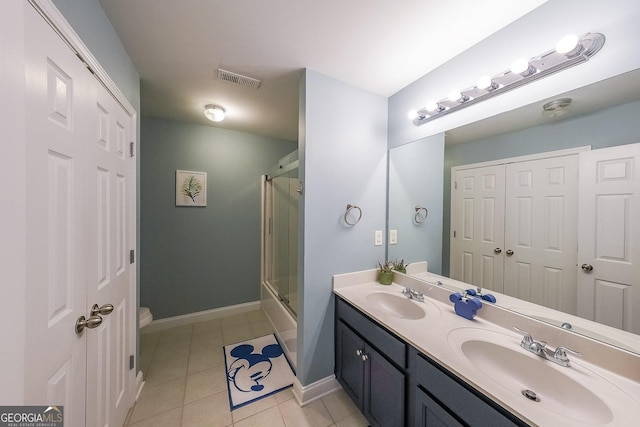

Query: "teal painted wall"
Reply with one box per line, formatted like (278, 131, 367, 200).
(388, 133, 445, 272)
(140, 117, 296, 319)
(298, 70, 388, 385)
(441, 99, 640, 275)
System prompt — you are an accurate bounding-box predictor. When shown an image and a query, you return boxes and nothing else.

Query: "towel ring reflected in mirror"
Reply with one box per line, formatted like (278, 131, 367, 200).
(344, 204, 362, 226)
(414, 206, 428, 224)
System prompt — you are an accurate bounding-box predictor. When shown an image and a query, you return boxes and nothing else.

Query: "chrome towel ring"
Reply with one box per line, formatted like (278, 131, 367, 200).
(414, 206, 428, 224)
(344, 204, 362, 226)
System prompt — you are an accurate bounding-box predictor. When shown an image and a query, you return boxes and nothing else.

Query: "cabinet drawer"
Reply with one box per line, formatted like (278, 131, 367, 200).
(414, 351, 526, 427)
(337, 297, 406, 367)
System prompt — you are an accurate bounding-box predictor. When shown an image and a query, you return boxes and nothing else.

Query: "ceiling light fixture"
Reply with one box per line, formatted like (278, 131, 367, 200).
(204, 104, 226, 122)
(410, 32, 605, 126)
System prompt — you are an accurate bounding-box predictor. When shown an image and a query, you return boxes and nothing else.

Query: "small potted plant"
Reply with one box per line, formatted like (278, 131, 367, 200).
(377, 261, 394, 285)
(392, 259, 408, 274)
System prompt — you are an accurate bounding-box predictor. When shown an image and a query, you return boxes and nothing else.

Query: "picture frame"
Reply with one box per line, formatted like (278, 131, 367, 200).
(176, 170, 207, 207)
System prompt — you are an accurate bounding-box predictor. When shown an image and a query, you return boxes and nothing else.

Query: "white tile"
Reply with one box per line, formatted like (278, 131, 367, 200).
(321, 389, 360, 422)
(232, 395, 278, 423)
(182, 391, 232, 427)
(144, 357, 188, 386)
(334, 412, 369, 427)
(184, 367, 228, 404)
(193, 319, 222, 336)
(279, 398, 334, 427)
(274, 389, 295, 404)
(188, 346, 225, 374)
(233, 405, 285, 427)
(129, 377, 185, 424)
(127, 407, 182, 427)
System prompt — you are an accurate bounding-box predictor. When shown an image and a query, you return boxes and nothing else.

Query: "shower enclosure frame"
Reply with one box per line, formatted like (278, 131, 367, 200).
(260, 150, 300, 369)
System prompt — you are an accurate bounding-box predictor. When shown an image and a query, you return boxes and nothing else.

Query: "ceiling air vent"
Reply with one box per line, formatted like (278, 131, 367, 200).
(217, 69, 261, 89)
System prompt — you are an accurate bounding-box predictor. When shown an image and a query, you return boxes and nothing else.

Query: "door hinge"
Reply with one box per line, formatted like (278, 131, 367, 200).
(129, 142, 135, 157)
(453, 230, 457, 238)
(130, 249, 135, 264)
(129, 355, 135, 370)
(454, 181, 458, 189)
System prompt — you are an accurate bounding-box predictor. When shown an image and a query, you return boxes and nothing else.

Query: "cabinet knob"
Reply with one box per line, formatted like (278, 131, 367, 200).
(494, 248, 502, 254)
(506, 249, 514, 256)
(361, 354, 369, 361)
(356, 349, 364, 356)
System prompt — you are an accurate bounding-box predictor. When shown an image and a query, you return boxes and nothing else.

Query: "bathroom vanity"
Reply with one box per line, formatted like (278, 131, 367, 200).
(333, 270, 640, 427)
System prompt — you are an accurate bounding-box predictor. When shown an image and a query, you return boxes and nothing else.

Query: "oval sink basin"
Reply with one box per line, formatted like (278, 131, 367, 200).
(448, 328, 614, 425)
(365, 292, 428, 320)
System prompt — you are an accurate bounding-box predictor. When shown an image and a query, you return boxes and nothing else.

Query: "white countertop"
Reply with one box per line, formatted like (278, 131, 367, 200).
(333, 269, 640, 427)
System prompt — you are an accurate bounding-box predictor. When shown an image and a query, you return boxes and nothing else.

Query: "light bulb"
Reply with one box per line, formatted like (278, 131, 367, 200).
(448, 90, 462, 102)
(476, 75, 493, 90)
(556, 34, 579, 54)
(407, 109, 419, 120)
(425, 101, 440, 113)
(511, 58, 530, 75)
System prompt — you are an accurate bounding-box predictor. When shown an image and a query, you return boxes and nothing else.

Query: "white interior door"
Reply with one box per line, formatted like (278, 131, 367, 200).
(24, 3, 134, 425)
(451, 165, 506, 292)
(577, 143, 640, 333)
(85, 84, 134, 427)
(24, 3, 93, 425)
(504, 155, 579, 314)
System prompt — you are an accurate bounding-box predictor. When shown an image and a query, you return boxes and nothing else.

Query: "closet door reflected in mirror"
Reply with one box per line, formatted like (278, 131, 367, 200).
(451, 151, 579, 315)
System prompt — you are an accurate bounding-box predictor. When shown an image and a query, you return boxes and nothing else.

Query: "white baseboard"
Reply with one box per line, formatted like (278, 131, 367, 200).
(140, 301, 260, 333)
(292, 375, 341, 406)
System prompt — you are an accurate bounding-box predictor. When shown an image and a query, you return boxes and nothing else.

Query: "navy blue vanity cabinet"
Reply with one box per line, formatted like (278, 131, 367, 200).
(410, 348, 528, 427)
(336, 297, 407, 427)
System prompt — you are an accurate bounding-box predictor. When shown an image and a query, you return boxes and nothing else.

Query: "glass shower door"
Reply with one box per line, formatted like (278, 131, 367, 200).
(263, 151, 299, 317)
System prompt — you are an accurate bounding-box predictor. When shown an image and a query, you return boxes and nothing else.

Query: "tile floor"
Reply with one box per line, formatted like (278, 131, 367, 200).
(126, 310, 370, 427)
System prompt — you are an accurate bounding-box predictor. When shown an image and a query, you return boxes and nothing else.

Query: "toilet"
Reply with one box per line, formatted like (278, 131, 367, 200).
(139, 306, 153, 328)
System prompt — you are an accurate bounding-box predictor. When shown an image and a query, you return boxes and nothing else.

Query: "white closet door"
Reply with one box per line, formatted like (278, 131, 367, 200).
(85, 86, 134, 427)
(503, 156, 579, 314)
(577, 143, 640, 333)
(24, 3, 135, 425)
(23, 3, 93, 425)
(452, 165, 505, 292)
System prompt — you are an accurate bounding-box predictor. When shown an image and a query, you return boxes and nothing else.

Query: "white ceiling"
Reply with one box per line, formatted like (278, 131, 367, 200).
(99, 0, 547, 141)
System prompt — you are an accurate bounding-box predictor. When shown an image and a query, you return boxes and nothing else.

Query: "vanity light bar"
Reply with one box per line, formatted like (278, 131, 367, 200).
(411, 32, 605, 126)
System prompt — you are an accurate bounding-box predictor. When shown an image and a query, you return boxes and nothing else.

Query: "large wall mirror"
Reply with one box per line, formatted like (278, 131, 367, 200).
(388, 68, 640, 354)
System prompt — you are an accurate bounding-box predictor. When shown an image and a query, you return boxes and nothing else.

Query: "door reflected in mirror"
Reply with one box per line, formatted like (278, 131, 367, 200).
(387, 70, 640, 354)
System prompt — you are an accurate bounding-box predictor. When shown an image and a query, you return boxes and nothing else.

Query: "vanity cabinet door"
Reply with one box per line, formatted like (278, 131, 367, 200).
(366, 345, 405, 427)
(412, 349, 526, 427)
(336, 320, 365, 409)
(415, 386, 464, 427)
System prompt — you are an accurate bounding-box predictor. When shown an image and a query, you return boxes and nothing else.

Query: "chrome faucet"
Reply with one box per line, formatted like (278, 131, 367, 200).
(513, 326, 582, 367)
(402, 286, 425, 302)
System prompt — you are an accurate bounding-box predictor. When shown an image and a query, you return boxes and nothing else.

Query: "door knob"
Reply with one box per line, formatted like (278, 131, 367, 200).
(91, 303, 114, 317)
(506, 249, 514, 256)
(75, 315, 103, 334)
(494, 248, 502, 254)
(581, 263, 594, 272)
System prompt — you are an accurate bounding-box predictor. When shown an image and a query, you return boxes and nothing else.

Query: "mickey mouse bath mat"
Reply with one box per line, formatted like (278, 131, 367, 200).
(224, 334, 295, 410)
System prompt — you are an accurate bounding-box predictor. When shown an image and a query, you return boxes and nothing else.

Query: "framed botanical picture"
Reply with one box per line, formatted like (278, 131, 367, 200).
(176, 170, 207, 207)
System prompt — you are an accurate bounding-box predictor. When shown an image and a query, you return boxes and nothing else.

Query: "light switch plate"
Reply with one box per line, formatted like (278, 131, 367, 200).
(389, 229, 398, 245)
(375, 230, 383, 246)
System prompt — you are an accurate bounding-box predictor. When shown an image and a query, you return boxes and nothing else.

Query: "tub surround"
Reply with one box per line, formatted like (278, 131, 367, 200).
(333, 269, 640, 426)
